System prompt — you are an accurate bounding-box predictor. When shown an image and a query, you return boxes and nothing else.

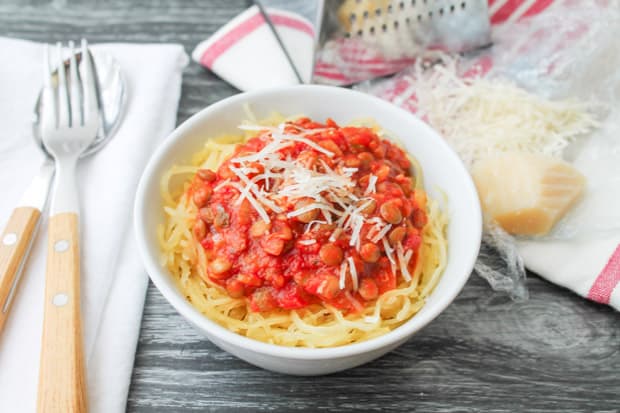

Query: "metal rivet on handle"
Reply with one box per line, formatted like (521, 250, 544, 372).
(54, 239, 69, 252)
(52, 293, 69, 307)
(2, 233, 17, 246)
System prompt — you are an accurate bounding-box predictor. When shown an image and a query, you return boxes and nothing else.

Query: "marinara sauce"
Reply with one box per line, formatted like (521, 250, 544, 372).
(189, 118, 427, 313)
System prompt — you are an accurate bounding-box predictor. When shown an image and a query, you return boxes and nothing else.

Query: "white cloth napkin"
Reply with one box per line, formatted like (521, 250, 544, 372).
(519, 236, 620, 309)
(0, 37, 188, 412)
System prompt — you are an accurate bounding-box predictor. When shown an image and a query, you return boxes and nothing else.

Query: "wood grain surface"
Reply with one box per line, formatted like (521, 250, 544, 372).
(38, 213, 86, 413)
(0, 206, 40, 335)
(0, 1, 618, 412)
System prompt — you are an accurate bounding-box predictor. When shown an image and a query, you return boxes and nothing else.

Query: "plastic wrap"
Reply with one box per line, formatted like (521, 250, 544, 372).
(476, 223, 528, 301)
(358, 0, 620, 299)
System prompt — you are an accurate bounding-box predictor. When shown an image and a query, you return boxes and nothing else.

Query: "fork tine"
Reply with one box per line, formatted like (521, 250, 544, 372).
(56, 42, 70, 128)
(80, 39, 98, 124)
(68, 41, 82, 127)
(41, 44, 57, 130)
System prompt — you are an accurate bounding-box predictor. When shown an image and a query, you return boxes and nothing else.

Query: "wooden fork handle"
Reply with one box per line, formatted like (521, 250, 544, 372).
(0, 206, 41, 335)
(37, 212, 87, 413)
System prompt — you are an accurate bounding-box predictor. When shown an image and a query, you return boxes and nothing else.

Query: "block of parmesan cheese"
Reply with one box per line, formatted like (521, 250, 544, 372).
(471, 153, 586, 236)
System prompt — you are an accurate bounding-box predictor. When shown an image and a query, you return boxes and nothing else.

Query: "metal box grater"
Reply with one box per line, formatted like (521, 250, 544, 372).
(255, 0, 491, 85)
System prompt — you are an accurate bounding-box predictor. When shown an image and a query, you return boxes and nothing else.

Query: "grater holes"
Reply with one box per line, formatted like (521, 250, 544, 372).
(357, 29, 363, 36)
(405, 16, 410, 24)
(375, 8, 381, 16)
(370, 26, 375, 34)
(394, 20, 399, 29)
(450, 4, 455, 12)
(381, 23, 387, 32)
(439, 7, 444, 16)
(411, 0, 415, 5)
(387, 4, 393, 13)
(428, 10, 433, 18)
(350, 13, 356, 23)
(363, 10, 369, 18)
(399, 1, 405, 10)
(417, 13, 422, 21)
(461, 1, 466, 9)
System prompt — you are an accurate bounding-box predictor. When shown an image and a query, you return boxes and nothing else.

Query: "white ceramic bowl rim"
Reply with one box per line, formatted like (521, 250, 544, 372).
(134, 85, 481, 361)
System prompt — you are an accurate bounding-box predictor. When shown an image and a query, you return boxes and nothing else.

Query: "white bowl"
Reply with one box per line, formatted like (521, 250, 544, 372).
(134, 85, 482, 375)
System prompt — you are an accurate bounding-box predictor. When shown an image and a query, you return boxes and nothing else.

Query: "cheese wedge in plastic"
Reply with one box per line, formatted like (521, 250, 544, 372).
(472, 153, 586, 236)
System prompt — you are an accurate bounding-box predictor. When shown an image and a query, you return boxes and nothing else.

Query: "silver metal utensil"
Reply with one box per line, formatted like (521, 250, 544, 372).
(254, 0, 491, 85)
(315, 0, 491, 84)
(0, 45, 125, 339)
(34, 49, 126, 158)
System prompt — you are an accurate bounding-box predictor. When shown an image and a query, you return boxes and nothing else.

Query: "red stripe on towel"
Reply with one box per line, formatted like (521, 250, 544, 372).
(270, 14, 314, 37)
(200, 11, 313, 68)
(490, 0, 555, 24)
(587, 244, 620, 304)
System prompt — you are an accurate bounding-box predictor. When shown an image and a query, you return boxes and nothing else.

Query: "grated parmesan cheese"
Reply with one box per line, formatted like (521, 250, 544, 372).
(348, 215, 364, 251)
(339, 260, 347, 290)
(392, 55, 599, 167)
(371, 223, 392, 243)
(213, 178, 231, 191)
(298, 239, 317, 246)
(287, 202, 336, 219)
(364, 174, 378, 195)
(272, 131, 335, 157)
(305, 220, 328, 233)
(396, 242, 412, 282)
(329, 227, 343, 242)
(347, 256, 358, 291)
(382, 238, 398, 279)
(226, 181, 271, 223)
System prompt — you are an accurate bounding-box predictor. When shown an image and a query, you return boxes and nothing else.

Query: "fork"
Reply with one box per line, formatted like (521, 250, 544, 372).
(37, 40, 99, 413)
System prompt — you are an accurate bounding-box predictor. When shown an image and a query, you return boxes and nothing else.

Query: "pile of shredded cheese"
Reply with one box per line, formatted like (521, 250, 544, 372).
(390, 55, 599, 167)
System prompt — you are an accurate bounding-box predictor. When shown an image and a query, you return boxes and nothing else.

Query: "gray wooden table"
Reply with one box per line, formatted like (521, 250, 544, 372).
(2, 1, 619, 412)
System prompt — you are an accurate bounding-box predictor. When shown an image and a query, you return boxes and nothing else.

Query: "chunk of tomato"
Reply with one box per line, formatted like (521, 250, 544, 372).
(375, 269, 397, 294)
(275, 282, 308, 309)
